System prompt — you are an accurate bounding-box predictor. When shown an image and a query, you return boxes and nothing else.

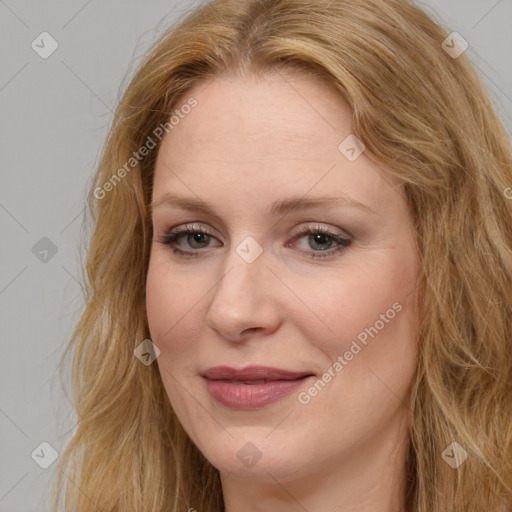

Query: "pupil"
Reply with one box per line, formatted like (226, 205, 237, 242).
(190, 233, 208, 247)
(311, 233, 331, 250)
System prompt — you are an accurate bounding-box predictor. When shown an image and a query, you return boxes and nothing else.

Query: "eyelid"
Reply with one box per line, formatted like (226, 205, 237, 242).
(161, 221, 350, 239)
(166, 222, 219, 238)
(292, 222, 352, 239)
(156, 221, 353, 261)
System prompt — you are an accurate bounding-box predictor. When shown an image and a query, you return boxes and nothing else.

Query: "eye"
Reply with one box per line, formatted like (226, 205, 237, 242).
(155, 223, 219, 258)
(286, 224, 352, 260)
(155, 222, 352, 260)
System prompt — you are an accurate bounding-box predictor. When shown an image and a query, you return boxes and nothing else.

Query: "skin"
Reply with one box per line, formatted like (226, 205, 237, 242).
(146, 67, 420, 512)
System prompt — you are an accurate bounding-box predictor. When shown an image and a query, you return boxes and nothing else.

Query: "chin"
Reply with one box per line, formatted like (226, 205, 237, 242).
(199, 434, 309, 482)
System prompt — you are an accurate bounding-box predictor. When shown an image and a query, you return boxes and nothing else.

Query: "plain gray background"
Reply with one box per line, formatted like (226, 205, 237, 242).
(0, 1, 511, 510)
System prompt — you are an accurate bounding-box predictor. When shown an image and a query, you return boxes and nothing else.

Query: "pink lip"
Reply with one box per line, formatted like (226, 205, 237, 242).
(202, 366, 315, 409)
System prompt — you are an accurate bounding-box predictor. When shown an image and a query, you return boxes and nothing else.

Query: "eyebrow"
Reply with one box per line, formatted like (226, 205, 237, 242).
(150, 192, 375, 216)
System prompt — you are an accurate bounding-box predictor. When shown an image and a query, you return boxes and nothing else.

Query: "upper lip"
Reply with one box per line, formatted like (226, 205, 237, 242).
(202, 366, 314, 381)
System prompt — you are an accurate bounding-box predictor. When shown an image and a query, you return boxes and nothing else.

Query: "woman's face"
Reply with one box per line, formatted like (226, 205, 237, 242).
(146, 69, 419, 492)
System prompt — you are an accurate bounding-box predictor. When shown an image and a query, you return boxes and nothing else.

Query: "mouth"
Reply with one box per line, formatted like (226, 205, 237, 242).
(201, 365, 315, 382)
(201, 366, 315, 409)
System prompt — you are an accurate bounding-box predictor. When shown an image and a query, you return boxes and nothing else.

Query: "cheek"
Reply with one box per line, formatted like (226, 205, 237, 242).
(296, 251, 417, 364)
(145, 256, 204, 423)
(294, 255, 418, 434)
(145, 253, 200, 359)
(145, 258, 170, 341)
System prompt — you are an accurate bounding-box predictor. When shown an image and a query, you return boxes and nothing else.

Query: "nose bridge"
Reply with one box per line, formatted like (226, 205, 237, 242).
(205, 235, 279, 337)
(213, 235, 267, 304)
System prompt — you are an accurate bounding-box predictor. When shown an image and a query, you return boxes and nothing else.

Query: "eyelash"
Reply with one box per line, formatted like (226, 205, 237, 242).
(155, 223, 352, 260)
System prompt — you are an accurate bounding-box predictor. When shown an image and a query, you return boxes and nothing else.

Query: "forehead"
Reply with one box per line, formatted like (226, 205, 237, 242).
(152, 70, 403, 221)
(163, 70, 352, 160)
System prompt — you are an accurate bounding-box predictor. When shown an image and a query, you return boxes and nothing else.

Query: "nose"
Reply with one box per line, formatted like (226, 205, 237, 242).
(204, 240, 282, 342)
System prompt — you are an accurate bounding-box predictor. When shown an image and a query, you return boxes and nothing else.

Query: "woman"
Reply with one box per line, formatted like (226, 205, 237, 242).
(52, 0, 512, 511)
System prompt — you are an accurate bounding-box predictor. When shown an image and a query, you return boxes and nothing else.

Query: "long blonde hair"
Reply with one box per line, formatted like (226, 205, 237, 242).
(52, 0, 512, 510)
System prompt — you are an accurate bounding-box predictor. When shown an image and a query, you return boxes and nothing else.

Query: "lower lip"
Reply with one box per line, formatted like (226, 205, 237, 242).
(203, 376, 314, 409)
